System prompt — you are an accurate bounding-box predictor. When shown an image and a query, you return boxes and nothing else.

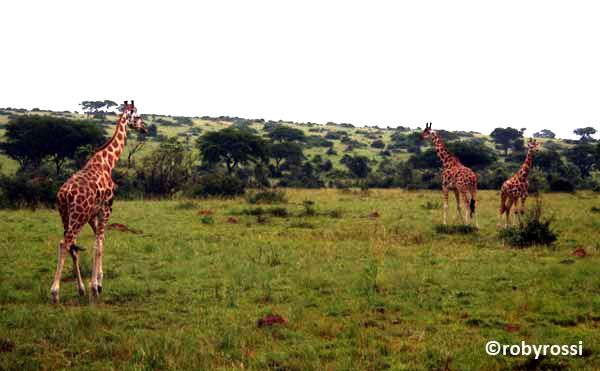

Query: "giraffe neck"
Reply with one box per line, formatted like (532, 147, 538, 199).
(516, 148, 534, 179)
(86, 113, 129, 170)
(431, 132, 460, 168)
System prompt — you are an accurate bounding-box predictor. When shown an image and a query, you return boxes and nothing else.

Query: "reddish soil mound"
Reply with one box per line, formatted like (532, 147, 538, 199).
(258, 314, 287, 327)
(106, 223, 142, 234)
(227, 217, 239, 224)
(572, 248, 587, 258)
(198, 209, 214, 216)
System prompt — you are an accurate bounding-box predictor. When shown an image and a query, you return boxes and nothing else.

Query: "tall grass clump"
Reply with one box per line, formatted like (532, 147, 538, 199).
(499, 196, 558, 248)
(245, 188, 287, 204)
(434, 224, 477, 234)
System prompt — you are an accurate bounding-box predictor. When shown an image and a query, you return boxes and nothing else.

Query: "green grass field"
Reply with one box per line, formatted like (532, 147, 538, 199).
(1, 189, 599, 370)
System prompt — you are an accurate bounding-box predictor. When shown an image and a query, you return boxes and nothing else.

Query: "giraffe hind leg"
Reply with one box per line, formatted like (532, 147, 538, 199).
(69, 245, 86, 297)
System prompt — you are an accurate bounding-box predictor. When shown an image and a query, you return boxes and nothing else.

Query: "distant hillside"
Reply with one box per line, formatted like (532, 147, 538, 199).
(0, 106, 578, 176)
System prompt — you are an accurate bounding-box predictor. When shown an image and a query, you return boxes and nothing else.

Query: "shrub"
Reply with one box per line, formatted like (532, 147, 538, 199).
(499, 197, 558, 247)
(269, 207, 289, 217)
(200, 215, 214, 224)
(191, 174, 246, 198)
(240, 207, 289, 217)
(300, 200, 316, 216)
(0, 172, 59, 209)
(421, 200, 442, 210)
(549, 178, 575, 192)
(245, 189, 287, 204)
(434, 224, 477, 234)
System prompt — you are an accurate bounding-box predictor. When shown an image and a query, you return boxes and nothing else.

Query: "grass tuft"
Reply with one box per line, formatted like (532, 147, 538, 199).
(245, 189, 287, 204)
(434, 224, 477, 234)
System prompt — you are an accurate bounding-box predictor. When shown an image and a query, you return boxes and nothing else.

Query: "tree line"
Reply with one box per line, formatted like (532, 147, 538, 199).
(0, 112, 599, 208)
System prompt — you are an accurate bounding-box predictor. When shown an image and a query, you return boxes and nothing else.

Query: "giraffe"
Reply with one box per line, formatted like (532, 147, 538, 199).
(421, 123, 479, 227)
(50, 101, 146, 303)
(498, 138, 540, 227)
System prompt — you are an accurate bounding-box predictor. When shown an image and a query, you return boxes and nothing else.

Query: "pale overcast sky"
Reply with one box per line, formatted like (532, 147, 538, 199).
(1, 1, 599, 139)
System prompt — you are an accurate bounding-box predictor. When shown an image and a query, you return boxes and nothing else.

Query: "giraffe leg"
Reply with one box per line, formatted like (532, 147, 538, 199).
(50, 239, 69, 304)
(505, 198, 514, 227)
(498, 192, 507, 227)
(470, 189, 478, 228)
(462, 192, 470, 225)
(453, 189, 462, 222)
(91, 207, 110, 297)
(519, 196, 527, 225)
(512, 199, 519, 226)
(90, 233, 103, 298)
(69, 247, 85, 296)
(442, 186, 449, 225)
(50, 220, 85, 303)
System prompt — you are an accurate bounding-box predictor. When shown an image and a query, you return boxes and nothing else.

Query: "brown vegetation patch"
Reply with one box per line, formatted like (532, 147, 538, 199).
(0, 338, 15, 353)
(106, 223, 142, 234)
(258, 314, 287, 327)
(198, 209, 214, 216)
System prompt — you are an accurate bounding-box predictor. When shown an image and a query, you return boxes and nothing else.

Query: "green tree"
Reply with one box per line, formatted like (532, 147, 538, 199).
(197, 127, 267, 174)
(565, 144, 596, 177)
(0, 115, 105, 174)
(490, 127, 523, 156)
(269, 142, 305, 173)
(573, 127, 597, 143)
(341, 154, 371, 178)
(533, 129, 556, 139)
(138, 139, 195, 195)
(268, 126, 306, 143)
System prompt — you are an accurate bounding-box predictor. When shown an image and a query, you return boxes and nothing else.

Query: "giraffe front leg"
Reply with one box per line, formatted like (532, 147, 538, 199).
(519, 196, 527, 225)
(92, 207, 110, 297)
(91, 237, 104, 298)
(505, 199, 514, 227)
(498, 193, 507, 227)
(442, 187, 449, 225)
(453, 189, 462, 222)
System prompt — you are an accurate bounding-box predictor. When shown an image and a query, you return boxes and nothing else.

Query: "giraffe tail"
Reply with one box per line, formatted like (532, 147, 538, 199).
(70, 244, 86, 253)
(469, 198, 476, 217)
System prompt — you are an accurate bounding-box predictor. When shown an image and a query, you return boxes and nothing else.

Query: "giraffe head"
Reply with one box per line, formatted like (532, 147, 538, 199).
(123, 100, 147, 134)
(527, 138, 540, 153)
(420, 122, 433, 140)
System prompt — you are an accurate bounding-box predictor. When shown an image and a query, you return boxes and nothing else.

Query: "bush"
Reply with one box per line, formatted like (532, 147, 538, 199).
(245, 189, 287, 204)
(499, 197, 558, 247)
(0, 172, 59, 209)
(240, 207, 289, 217)
(549, 178, 575, 192)
(191, 174, 246, 198)
(434, 224, 477, 234)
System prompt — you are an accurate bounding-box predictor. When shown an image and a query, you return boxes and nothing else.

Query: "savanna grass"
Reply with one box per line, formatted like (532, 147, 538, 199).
(0, 189, 599, 370)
